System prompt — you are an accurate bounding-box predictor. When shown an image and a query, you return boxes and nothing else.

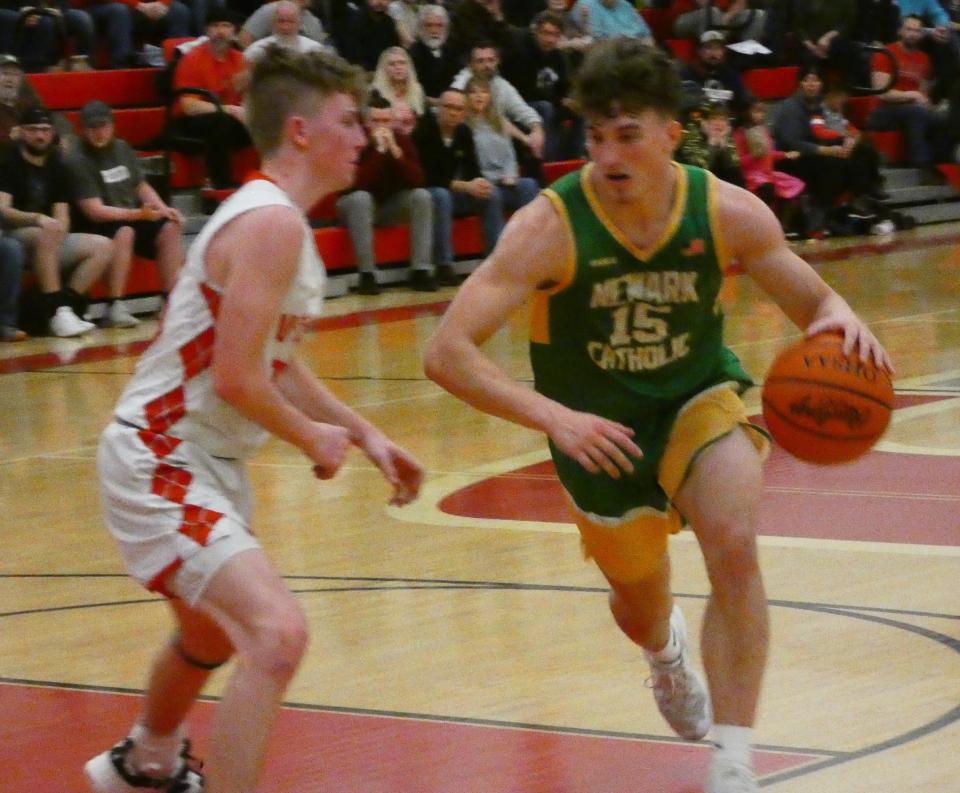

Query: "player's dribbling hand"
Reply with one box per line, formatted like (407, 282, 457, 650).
(550, 408, 643, 479)
(804, 316, 895, 374)
(355, 429, 424, 506)
(308, 423, 352, 480)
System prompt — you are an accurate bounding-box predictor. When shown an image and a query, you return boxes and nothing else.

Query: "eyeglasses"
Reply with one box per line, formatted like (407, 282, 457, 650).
(21, 124, 53, 133)
(440, 103, 465, 111)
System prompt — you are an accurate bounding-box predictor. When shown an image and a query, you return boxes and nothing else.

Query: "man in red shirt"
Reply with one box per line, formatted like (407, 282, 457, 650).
(170, 9, 251, 187)
(869, 13, 950, 174)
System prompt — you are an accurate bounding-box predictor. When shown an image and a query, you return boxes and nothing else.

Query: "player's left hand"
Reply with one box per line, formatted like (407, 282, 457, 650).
(804, 316, 895, 374)
(355, 430, 424, 506)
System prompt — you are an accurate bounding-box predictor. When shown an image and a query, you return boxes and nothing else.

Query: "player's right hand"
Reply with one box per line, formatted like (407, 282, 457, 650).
(307, 422, 352, 480)
(549, 408, 643, 479)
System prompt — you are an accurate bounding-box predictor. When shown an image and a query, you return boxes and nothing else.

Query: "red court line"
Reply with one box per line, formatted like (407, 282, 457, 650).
(0, 302, 451, 376)
(3, 683, 820, 793)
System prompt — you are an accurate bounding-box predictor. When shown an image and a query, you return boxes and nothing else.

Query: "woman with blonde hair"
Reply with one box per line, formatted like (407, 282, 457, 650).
(371, 45, 426, 135)
(464, 76, 539, 212)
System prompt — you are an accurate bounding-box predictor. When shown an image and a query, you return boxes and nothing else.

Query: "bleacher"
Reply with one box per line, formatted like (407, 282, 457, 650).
(18, 27, 959, 310)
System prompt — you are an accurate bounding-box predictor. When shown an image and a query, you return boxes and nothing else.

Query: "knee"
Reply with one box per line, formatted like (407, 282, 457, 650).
(703, 528, 761, 592)
(411, 187, 432, 211)
(115, 225, 135, 247)
(338, 190, 373, 218)
(242, 605, 309, 685)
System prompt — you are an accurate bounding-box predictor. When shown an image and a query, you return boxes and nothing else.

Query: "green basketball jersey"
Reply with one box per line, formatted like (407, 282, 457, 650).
(531, 162, 751, 423)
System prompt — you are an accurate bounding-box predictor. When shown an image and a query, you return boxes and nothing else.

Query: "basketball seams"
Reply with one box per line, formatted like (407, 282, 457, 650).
(763, 377, 894, 411)
(760, 398, 887, 443)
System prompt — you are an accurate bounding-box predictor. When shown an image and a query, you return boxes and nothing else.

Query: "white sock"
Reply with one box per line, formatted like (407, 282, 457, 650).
(712, 724, 754, 768)
(647, 617, 682, 664)
(127, 723, 184, 779)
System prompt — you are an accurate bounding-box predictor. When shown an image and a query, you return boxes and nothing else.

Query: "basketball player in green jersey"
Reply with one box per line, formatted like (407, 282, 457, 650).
(425, 39, 893, 793)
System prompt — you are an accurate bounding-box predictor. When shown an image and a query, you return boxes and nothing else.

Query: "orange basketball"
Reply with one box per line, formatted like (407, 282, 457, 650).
(761, 333, 894, 464)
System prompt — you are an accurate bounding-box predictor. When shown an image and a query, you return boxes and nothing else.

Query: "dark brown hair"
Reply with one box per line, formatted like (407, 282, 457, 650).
(572, 38, 682, 119)
(246, 46, 366, 156)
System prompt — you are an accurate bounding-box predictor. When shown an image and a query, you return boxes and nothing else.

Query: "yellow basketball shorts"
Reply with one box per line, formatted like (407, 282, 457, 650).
(571, 384, 769, 584)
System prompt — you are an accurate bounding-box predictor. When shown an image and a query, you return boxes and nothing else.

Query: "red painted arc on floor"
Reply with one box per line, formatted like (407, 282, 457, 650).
(3, 683, 820, 793)
(440, 394, 960, 547)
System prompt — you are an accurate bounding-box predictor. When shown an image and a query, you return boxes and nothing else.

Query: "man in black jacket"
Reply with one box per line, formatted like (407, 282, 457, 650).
(500, 10, 583, 160)
(408, 5, 460, 102)
(412, 88, 504, 286)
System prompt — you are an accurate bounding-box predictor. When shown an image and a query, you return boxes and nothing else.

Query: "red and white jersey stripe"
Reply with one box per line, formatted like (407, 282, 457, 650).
(114, 178, 326, 459)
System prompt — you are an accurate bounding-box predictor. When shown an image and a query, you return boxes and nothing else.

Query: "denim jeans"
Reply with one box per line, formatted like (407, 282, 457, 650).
(0, 235, 25, 329)
(426, 185, 505, 266)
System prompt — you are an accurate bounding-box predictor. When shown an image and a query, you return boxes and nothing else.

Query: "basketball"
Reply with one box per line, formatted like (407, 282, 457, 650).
(761, 333, 894, 464)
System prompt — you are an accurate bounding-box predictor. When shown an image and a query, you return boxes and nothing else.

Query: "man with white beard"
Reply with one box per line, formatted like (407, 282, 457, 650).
(409, 5, 460, 102)
(243, 0, 328, 63)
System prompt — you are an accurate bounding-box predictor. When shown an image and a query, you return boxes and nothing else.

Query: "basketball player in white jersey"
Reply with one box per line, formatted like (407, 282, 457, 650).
(86, 47, 424, 793)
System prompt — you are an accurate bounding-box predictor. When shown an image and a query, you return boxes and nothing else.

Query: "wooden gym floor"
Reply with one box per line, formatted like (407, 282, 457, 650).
(1, 223, 958, 793)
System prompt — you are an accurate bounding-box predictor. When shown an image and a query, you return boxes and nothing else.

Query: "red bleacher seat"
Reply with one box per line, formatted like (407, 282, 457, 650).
(665, 38, 697, 64)
(639, 6, 676, 42)
(27, 69, 162, 110)
(938, 164, 960, 191)
(742, 67, 799, 101)
(543, 159, 586, 183)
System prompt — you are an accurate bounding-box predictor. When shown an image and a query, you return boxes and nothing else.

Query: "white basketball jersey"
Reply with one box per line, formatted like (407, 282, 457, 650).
(114, 178, 326, 459)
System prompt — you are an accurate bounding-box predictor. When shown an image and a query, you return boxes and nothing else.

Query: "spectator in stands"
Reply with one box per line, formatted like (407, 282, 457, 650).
(894, 0, 960, 98)
(71, 0, 136, 68)
(336, 94, 434, 294)
(126, 0, 192, 61)
(545, 0, 592, 56)
(370, 46, 426, 136)
(673, 0, 767, 45)
(772, 67, 881, 235)
(794, 1, 860, 80)
(0, 54, 42, 149)
(7, 0, 98, 73)
(409, 5, 459, 103)
(568, 0, 654, 44)
(679, 30, 752, 118)
(451, 42, 546, 161)
(447, 0, 521, 65)
(170, 8, 251, 188)
(69, 101, 184, 317)
(0, 231, 26, 341)
(0, 107, 116, 336)
(501, 10, 584, 161)
(734, 98, 807, 236)
(387, 0, 418, 47)
(463, 77, 539, 214)
(413, 87, 503, 287)
(243, 0, 326, 62)
(238, 0, 325, 50)
(675, 101, 744, 186)
(868, 14, 951, 176)
(335, 0, 401, 72)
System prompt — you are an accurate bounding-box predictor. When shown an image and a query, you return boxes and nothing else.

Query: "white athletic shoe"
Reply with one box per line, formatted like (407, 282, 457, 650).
(102, 301, 141, 328)
(705, 757, 759, 793)
(49, 305, 94, 337)
(85, 738, 203, 792)
(644, 606, 712, 740)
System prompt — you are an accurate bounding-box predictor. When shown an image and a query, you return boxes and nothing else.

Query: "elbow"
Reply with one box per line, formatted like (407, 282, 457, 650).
(212, 365, 249, 407)
(423, 336, 452, 387)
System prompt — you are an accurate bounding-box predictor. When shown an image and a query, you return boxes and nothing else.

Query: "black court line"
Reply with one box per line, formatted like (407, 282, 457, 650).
(1, 576, 958, 787)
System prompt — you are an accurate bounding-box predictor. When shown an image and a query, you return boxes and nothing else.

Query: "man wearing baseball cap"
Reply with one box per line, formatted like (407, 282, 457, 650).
(678, 29, 751, 118)
(69, 100, 184, 324)
(0, 106, 116, 336)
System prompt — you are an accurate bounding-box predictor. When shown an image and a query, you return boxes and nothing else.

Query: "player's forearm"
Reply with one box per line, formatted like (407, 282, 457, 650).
(275, 359, 376, 442)
(425, 339, 564, 436)
(213, 364, 322, 455)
